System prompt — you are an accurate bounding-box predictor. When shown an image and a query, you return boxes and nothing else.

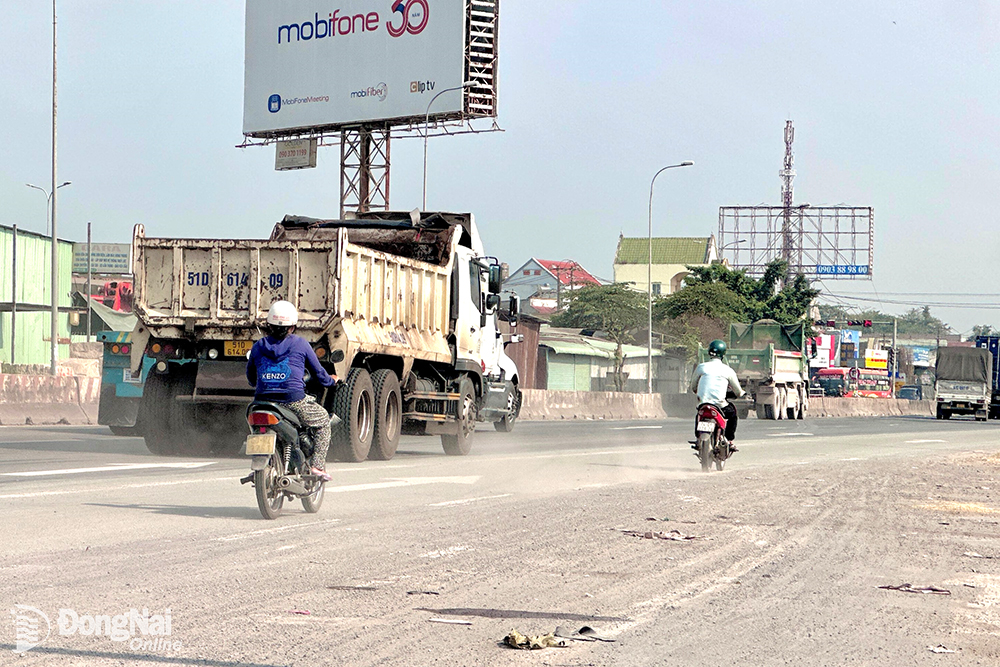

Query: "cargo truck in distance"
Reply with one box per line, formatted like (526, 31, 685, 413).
(128, 211, 522, 460)
(935, 346, 990, 421)
(974, 335, 1000, 419)
(700, 321, 810, 420)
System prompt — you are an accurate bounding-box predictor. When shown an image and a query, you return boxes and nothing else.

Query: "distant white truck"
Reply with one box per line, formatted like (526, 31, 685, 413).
(129, 211, 522, 459)
(934, 347, 990, 421)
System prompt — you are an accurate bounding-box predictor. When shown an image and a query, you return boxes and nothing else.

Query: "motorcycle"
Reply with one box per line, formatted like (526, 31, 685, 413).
(241, 350, 344, 520)
(693, 402, 732, 472)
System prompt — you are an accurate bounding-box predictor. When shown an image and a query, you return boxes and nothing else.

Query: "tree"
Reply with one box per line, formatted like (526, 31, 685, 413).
(971, 325, 999, 339)
(551, 284, 646, 391)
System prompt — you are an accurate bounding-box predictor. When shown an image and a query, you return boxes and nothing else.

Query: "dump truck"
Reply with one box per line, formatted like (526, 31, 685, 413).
(700, 320, 810, 420)
(935, 346, 990, 421)
(129, 211, 522, 459)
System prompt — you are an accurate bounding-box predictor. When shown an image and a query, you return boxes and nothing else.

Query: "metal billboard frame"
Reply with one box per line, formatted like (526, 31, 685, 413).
(718, 205, 874, 280)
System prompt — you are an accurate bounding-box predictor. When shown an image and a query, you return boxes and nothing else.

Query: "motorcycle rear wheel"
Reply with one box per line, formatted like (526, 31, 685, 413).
(301, 479, 325, 513)
(697, 434, 712, 473)
(255, 453, 285, 520)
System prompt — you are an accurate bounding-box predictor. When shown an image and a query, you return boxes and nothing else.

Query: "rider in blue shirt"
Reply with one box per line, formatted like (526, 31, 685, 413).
(246, 301, 336, 480)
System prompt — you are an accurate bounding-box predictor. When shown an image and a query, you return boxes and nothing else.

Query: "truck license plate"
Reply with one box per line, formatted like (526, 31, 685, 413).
(696, 421, 716, 432)
(245, 433, 276, 456)
(224, 340, 254, 357)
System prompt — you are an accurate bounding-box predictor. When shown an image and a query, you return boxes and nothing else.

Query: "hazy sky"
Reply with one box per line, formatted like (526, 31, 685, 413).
(2, 1, 999, 333)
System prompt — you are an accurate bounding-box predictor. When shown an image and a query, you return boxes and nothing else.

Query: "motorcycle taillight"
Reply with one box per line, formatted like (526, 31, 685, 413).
(248, 412, 279, 426)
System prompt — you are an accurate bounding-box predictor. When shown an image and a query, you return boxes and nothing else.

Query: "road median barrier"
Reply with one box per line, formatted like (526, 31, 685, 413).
(519, 389, 667, 421)
(0, 373, 100, 425)
(807, 397, 934, 419)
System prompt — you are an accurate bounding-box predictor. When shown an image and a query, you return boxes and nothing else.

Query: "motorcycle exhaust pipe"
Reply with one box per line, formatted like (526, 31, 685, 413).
(277, 476, 309, 495)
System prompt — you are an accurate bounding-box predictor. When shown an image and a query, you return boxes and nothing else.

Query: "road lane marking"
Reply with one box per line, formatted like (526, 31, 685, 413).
(2, 462, 216, 477)
(0, 476, 236, 499)
(429, 494, 511, 507)
(217, 519, 341, 542)
(323, 476, 480, 494)
(766, 433, 814, 438)
(610, 426, 663, 431)
(906, 439, 947, 444)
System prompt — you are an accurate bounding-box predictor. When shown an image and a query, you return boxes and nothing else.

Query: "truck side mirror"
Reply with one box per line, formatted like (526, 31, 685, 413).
(507, 295, 519, 327)
(488, 265, 502, 294)
(486, 294, 501, 311)
(330, 349, 345, 363)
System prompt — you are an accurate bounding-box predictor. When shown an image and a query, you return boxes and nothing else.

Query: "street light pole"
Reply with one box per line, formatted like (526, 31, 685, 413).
(26, 181, 71, 236)
(422, 80, 474, 210)
(647, 161, 693, 394)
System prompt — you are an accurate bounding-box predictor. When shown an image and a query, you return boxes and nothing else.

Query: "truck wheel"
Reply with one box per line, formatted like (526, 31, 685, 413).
(442, 378, 476, 456)
(139, 372, 173, 456)
(493, 384, 519, 433)
(369, 369, 402, 461)
(737, 407, 750, 420)
(331, 368, 374, 462)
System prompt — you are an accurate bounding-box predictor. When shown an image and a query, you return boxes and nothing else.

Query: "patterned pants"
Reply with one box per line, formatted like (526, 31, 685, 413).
(284, 396, 331, 470)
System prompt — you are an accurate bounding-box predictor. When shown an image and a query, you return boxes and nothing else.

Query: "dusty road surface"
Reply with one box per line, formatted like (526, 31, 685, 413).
(1, 416, 998, 666)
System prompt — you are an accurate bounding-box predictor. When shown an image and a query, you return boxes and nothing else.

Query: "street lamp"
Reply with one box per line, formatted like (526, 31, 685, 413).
(647, 161, 694, 394)
(422, 80, 475, 210)
(721, 239, 746, 251)
(26, 181, 71, 235)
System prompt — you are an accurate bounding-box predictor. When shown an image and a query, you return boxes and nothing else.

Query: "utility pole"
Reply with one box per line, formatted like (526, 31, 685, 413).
(49, 0, 60, 376)
(11, 225, 16, 367)
(86, 222, 92, 342)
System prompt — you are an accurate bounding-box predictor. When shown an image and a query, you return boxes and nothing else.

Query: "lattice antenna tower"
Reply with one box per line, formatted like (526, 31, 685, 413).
(780, 120, 796, 273)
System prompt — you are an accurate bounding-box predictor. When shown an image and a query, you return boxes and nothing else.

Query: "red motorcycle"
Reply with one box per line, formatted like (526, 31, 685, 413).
(694, 403, 731, 472)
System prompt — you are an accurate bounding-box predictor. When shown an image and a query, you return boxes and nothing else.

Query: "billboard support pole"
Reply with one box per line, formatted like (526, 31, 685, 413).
(340, 124, 390, 217)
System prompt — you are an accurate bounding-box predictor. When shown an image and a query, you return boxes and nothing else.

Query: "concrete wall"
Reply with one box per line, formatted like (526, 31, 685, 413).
(520, 389, 667, 421)
(807, 397, 934, 418)
(0, 373, 100, 425)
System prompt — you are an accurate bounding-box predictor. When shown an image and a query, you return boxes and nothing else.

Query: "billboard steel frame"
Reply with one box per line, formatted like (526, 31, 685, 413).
(718, 205, 874, 279)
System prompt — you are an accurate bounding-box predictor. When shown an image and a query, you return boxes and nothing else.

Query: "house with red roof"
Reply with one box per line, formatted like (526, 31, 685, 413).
(502, 258, 603, 313)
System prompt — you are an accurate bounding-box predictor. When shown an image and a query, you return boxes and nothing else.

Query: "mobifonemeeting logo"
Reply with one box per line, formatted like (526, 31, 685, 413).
(268, 94, 281, 113)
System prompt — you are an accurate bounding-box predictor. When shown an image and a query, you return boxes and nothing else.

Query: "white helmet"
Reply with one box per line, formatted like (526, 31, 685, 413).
(266, 300, 298, 326)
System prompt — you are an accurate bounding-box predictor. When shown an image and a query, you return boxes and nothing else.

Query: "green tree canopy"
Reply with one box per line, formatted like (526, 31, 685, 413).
(551, 284, 647, 390)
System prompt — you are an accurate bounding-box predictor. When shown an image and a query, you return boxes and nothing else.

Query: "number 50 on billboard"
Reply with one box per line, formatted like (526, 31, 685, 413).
(243, 0, 494, 137)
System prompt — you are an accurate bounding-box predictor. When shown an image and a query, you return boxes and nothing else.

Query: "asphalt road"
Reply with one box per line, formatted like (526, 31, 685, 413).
(1, 416, 998, 666)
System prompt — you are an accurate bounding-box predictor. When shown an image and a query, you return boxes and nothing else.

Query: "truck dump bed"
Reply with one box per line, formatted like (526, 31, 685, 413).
(131, 221, 458, 364)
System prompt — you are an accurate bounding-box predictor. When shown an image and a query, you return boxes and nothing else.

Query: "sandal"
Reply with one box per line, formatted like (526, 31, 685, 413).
(311, 467, 332, 482)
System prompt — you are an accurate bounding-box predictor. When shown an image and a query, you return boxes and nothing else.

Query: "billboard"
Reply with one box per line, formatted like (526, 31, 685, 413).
(72, 243, 131, 275)
(275, 138, 318, 170)
(244, 0, 472, 137)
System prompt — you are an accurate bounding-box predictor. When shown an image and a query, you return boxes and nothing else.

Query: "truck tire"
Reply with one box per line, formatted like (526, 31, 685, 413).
(493, 384, 519, 433)
(331, 368, 374, 462)
(442, 378, 476, 456)
(369, 369, 402, 461)
(139, 372, 173, 456)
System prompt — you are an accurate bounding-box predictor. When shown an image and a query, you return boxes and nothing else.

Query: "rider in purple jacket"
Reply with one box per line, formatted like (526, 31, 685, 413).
(246, 301, 336, 480)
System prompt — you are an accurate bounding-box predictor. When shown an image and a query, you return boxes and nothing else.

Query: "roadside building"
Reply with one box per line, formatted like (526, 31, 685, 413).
(0, 224, 75, 366)
(502, 258, 603, 308)
(537, 325, 665, 393)
(613, 236, 719, 295)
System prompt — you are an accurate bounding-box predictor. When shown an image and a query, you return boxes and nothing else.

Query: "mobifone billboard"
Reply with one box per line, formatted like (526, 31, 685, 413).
(244, 0, 466, 136)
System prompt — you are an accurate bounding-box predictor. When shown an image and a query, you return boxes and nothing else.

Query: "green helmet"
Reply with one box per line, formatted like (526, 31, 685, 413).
(708, 339, 727, 358)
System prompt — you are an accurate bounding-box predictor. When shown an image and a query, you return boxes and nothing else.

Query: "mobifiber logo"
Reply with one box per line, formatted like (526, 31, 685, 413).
(351, 83, 388, 101)
(277, 1, 429, 44)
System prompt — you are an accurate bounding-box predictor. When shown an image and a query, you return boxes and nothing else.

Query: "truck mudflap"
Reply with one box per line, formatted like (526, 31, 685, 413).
(478, 380, 514, 421)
